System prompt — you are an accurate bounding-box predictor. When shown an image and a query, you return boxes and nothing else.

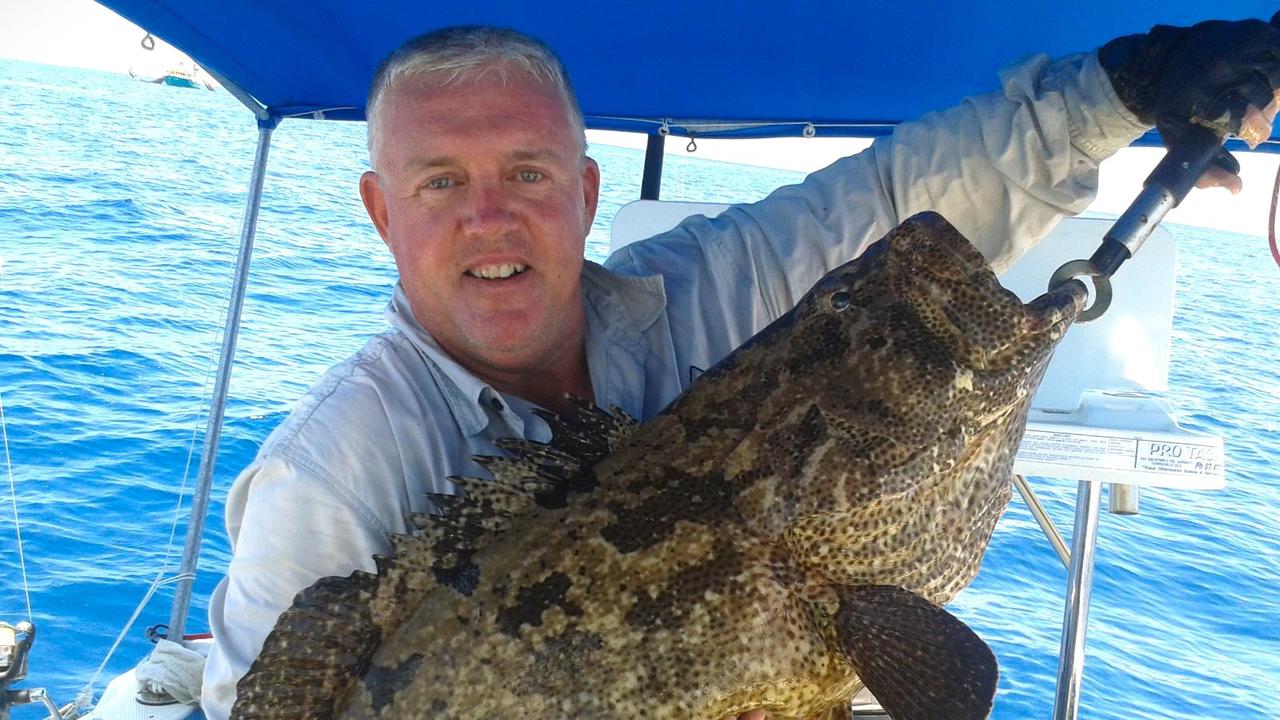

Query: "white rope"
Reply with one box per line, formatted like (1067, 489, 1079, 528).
(76, 374, 214, 704)
(0, 245, 231, 712)
(79, 237, 235, 705)
(0, 255, 33, 623)
(158, 397, 211, 584)
(1, 388, 34, 622)
(80, 571, 195, 704)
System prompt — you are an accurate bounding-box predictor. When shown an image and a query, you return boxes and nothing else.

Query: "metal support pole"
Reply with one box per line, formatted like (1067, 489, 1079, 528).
(640, 133, 665, 200)
(1052, 480, 1102, 720)
(1012, 474, 1070, 568)
(166, 119, 277, 641)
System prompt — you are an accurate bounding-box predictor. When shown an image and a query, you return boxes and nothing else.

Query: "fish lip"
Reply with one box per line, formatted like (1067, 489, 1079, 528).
(1026, 278, 1090, 332)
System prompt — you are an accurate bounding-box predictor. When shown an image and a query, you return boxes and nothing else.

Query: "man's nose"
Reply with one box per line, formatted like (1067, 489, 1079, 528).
(461, 179, 518, 234)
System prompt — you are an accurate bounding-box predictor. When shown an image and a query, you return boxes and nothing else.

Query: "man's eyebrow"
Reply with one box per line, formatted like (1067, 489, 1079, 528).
(401, 149, 568, 175)
(509, 149, 563, 163)
(403, 156, 458, 173)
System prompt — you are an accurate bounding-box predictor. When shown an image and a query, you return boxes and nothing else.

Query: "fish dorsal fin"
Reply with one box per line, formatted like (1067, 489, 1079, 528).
(534, 398, 639, 459)
(232, 400, 638, 719)
(423, 400, 638, 576)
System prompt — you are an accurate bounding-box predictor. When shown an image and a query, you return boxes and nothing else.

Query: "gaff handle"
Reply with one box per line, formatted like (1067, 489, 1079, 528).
(1089, 125, 1226, 277)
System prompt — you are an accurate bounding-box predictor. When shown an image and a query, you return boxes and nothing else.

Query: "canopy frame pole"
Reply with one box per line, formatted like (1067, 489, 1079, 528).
(166, 117, 279, 641)
(1012, 474, 1071, 567)
(1052, 480, 1102, 720)
(640, 133, 665, 200)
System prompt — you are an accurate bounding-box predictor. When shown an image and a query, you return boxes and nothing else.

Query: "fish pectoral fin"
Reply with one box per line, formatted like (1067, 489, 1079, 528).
(832, 584, 997, 720)
(232, 571, 384, 720)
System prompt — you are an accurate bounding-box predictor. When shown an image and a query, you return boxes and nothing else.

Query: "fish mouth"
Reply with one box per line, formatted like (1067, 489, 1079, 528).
(1025, 278, 1089, 334)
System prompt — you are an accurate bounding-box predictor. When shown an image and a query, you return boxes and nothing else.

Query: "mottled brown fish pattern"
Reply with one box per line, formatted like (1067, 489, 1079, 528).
(232, 212, 1087, 720)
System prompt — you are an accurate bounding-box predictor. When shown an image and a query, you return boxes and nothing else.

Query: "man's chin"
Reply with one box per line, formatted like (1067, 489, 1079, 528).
(457, 324, 564, 370)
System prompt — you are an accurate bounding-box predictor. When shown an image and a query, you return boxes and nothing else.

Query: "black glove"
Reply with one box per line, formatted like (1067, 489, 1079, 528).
(1100, 15, 1280, 146)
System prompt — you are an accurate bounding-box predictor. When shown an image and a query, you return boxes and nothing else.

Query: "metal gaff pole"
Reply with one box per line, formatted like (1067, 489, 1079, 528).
(1049, 125, 1226, 323)
(166, 118, 278, 641)
(1052, 480, 1103, 720)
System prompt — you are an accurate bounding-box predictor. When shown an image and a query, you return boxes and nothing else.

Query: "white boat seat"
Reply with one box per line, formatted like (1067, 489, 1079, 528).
(609, 200, 1224, 491)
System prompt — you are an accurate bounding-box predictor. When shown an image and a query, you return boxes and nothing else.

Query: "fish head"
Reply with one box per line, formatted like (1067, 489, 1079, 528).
(774, 211, 1087, 452)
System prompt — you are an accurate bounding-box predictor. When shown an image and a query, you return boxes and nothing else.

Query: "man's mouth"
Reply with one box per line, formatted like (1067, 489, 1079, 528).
(465, 263, 527, 280)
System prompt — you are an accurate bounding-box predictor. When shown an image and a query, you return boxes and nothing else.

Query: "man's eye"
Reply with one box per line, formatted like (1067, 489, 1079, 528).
(517, 170, 543, 183)
(426, 177, 453, 190)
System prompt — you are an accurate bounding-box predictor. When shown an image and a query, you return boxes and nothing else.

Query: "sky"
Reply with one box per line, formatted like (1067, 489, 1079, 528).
(0, 0, 192, 76)
(3, 0, 1280, 238)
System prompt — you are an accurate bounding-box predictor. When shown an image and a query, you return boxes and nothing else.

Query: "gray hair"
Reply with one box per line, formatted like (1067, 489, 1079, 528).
(366, 26, 586, 165)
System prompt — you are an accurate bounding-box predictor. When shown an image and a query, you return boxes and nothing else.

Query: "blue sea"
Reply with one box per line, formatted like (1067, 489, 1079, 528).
(1, 58, 1278, 719)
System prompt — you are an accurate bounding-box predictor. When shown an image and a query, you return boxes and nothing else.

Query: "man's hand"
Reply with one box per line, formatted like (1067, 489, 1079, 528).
(1100, 15, 1280, 194)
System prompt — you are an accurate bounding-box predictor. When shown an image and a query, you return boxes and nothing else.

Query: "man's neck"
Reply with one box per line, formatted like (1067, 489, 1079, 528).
(491, 354, 594, 417)
(449, 325, 594, 419)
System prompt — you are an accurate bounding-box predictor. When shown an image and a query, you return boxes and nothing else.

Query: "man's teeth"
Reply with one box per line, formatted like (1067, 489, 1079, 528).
(467, 263, 527, 279)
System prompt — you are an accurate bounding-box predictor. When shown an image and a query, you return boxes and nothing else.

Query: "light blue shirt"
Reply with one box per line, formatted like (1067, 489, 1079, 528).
(202, 51, 1146, 719)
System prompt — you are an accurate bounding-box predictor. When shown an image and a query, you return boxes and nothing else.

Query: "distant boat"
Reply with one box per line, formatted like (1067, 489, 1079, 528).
(158, 67, 201, 88)
(128, 65, 215, 90)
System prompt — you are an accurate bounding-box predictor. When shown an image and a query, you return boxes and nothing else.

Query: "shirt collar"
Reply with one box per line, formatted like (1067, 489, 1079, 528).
(383, 261, 666, 437)
(384, 284, 494, 435)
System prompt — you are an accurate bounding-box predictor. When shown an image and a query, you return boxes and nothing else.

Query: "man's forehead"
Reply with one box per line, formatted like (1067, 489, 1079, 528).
(385, 65, 560, 105)
(370, 64, 585, 170)
(380, 77, 571, 138)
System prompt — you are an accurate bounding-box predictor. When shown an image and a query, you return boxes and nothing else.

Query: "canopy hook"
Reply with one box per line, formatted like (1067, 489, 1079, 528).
(686, 135, 697, 153)
(658, 120, 670, 136)
(140, 33, 156, 51)
(803, 122, 816, 138)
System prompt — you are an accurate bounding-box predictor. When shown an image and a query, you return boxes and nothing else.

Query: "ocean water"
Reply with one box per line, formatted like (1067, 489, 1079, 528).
(1, 57, 1278, 719)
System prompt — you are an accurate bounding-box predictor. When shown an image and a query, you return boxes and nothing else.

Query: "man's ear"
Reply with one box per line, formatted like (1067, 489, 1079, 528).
(360, 170, 391, 246)
(581, 156, 601, 228)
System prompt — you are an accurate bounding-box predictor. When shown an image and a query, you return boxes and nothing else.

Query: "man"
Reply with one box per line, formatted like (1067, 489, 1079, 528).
(202, 18, 1280, 720)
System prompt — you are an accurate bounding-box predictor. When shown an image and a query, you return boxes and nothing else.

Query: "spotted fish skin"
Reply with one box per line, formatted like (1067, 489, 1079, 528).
(232, 212, 1087, 720)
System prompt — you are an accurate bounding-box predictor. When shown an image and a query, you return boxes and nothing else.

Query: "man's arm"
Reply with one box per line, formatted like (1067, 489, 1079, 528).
(737, 51, 1143, 307)
(613, 16, 1280, 353)
(609, 52, 1142, 370)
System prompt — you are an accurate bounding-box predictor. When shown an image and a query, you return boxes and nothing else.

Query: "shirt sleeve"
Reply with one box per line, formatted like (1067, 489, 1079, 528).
(200, 455, 391, 720)
(607, 51, 1147, 359)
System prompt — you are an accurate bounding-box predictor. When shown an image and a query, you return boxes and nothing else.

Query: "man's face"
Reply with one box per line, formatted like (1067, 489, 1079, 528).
(361, 70, 600, 382)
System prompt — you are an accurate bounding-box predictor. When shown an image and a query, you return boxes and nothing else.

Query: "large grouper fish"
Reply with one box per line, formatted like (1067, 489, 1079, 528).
(232, 212, 1088, 720)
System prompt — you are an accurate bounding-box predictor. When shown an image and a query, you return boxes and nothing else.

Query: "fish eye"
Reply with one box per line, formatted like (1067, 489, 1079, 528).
(829, 290, 852, 311)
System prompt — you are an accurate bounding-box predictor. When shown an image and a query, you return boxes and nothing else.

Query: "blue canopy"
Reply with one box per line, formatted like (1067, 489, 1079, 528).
(95, 1, 1279, 143)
